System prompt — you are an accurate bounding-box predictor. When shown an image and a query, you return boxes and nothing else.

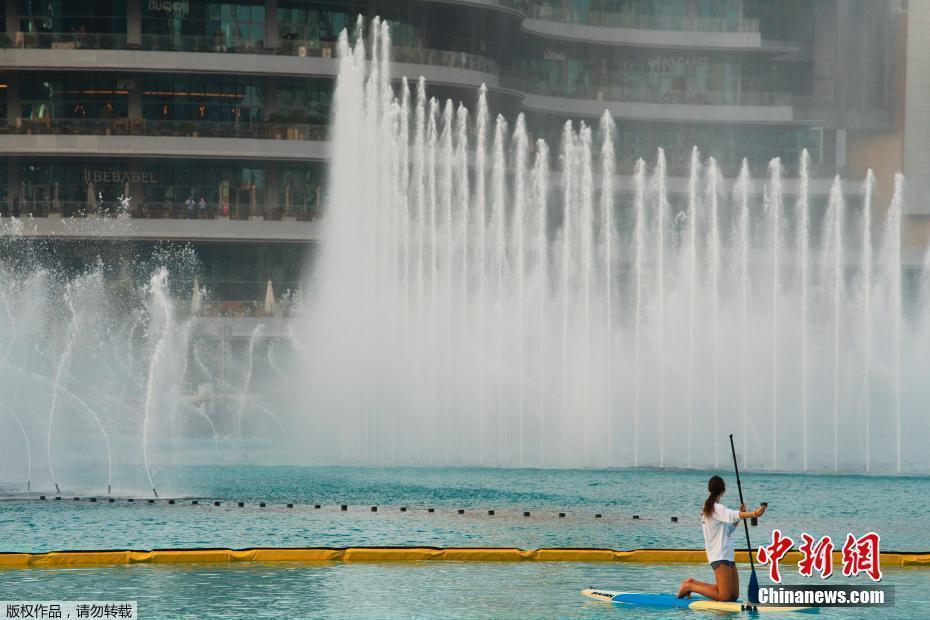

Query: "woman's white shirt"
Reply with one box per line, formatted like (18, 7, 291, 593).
(702, 502, 741, 563)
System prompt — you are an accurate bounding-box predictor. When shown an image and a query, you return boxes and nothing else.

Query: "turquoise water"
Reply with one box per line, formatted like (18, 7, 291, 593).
(1, 563, 927, 619)
(2, 466, 929, 618)
(2, 466, 929, 551)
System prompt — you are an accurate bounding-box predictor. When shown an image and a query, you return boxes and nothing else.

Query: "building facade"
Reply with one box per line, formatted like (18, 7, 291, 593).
(0, 0, 910, 301)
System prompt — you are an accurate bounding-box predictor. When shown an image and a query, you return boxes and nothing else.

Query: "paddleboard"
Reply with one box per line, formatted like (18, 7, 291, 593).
(582, 589, 818, 613)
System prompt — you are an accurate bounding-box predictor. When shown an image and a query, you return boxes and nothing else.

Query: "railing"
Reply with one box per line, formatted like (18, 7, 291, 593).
(1, 199, 321, 221)
(506, 76, 793, 107)
(4, 31, 129, 49)
(141, 33, 315, 55)
(5, 31, 499, 74)
(508, 2, 760, 33)
(4, 118, 328, 141)
(392, 45, 500, 74)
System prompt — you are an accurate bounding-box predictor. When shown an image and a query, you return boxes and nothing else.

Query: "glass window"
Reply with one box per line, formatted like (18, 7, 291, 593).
(142, 75, 266, 123)
(17, 160, 126, 216)
(524, 0, 748, 32)
(17, 0, 126, 34)
(142, 1, 265, 49)
(19, 75, 128, 120)
(511, 44, 744, 105)
(274, 79, 333, 124)
(279, 165, 323, 218)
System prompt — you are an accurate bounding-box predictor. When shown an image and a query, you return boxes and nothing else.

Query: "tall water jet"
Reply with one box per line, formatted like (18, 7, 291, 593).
(440, 99, 455, 461)
(632, 158, 646, 467)
(413, 79, 427, 460)
(685, 146, 700, 467)
(400, 79, 411, 306)
(599, 111, 615, 465)
(559, 121, 575, 461)
(512, 114, 528, 465)
(490, 114, 507, 461)
(824, 176, 845, 471)
(579, 123, 594, 464)
(734, 160, 751, 469)
(706, 156, 721, 467)
(426, 97, 439, 463)
(142, 268, 172, 497)
(768, 158, 783, 469)
(797, 149, 810, 470)
(654, 149, 668, 467)
(862, 170, 874, 472)
(884, 174, 904, 473)
(532, 139, 549, 465)
(455, 102, 469, 461)
(475, 85, 488, 463)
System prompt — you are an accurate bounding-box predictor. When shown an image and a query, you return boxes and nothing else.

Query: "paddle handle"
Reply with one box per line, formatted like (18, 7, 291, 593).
(729, 434, 756, 571)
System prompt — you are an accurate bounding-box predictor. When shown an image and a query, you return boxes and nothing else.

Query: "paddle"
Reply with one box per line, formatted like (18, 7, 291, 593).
(729, 433, 760, 604)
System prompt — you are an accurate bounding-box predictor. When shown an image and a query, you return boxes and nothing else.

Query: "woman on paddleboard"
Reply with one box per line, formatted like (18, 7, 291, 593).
(677, 475, 767, 601)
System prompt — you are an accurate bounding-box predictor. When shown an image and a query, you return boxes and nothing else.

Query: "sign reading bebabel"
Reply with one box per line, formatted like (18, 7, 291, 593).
(83, 168, 158, 184)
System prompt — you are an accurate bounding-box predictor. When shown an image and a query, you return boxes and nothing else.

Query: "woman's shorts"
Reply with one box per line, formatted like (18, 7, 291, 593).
(710, 560, 736, 570)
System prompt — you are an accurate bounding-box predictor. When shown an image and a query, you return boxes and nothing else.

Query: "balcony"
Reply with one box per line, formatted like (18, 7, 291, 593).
(517, 3, 759, 33)
(500, 1, 765, 50)
(506, 74, 794, 122)
(506, 76, 792, 107)
(3, 31, 500, 76)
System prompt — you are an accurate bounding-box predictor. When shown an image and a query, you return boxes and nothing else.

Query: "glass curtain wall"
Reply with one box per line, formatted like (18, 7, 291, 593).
(510, 41, 809, 106)
(142, 1, 266, 51)
(19, 76, 129, 122)
(17, 0, 126, 36)
(12, 160, 323, 220)
(518, 0, 748, 32)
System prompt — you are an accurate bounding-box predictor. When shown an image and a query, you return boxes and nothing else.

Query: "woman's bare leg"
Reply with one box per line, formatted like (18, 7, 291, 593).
(680, 565, 737, 601)
(730, 564, 740, 600)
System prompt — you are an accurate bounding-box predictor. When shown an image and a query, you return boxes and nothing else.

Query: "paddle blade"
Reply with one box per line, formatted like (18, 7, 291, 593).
(747, 568, 760, 604)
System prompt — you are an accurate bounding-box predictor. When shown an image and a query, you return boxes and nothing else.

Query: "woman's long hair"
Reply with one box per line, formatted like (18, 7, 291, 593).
(702, 475, 726, 518)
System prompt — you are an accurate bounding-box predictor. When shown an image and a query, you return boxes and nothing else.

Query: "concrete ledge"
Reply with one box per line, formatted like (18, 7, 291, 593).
(0, 547, 927, 568)
(0, 134, 329, 161)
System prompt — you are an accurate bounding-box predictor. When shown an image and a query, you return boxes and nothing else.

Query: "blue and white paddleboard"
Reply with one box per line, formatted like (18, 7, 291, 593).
(582, 589, 818, 614)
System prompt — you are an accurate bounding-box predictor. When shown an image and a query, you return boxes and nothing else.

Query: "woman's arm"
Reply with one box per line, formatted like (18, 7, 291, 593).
(737, 503, 767, 519)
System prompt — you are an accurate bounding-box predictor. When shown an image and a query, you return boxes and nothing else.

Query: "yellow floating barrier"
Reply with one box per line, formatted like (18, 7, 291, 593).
(0, 548, 927, 569)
